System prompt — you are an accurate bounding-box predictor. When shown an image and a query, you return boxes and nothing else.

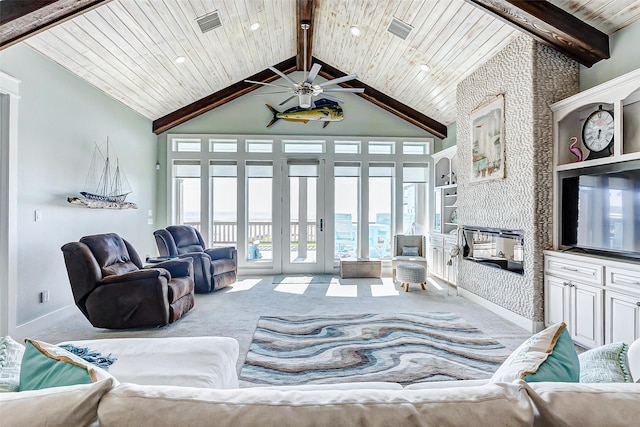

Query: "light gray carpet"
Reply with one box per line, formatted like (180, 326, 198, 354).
(24, 276, 533, 377)
(239, 312, 513, 386)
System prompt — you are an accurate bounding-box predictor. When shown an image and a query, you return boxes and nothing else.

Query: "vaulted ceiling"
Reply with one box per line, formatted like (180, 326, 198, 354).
(3, 0, 640, 138)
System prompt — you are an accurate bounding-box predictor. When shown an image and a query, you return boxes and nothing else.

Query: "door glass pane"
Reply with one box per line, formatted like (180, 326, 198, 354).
(173, 161, 200, 229)
(210, 163, 237, 248)
(335, 163, 359, 259)
(369, 165, 393, 259)
(289, 177, 317, 263)
(335, 178, 358, 259)
(247, 163, 272, 261)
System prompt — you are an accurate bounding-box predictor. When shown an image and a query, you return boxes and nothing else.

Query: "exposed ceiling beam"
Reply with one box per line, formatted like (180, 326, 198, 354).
(466, 0, 609, 67)
(152, 57, 297, 135)
(0, 0, 111, 50)
(313, 58, 448, 139)
(296, 0, 315, 72)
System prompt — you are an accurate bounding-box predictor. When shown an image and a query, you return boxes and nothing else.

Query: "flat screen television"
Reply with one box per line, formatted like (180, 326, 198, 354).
(559, 160, 640, 260)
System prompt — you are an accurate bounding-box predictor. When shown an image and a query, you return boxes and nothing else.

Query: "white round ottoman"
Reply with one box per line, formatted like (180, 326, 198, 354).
(396, 263, 427, 292)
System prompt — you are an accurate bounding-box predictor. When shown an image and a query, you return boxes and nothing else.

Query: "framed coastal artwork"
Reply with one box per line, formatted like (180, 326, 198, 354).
(470, 95, 504, 183)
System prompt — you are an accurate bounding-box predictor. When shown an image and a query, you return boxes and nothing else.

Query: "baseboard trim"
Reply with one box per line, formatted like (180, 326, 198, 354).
(14, 304, 77, 340)
(457, 288, 541, 333)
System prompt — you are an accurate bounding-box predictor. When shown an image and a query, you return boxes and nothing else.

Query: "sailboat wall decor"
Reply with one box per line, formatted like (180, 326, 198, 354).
(68, 140, 138, 209)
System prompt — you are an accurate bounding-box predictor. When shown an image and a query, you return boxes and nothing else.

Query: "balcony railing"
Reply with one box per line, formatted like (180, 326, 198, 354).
(210, 222, 316, 246)
(184, 221, 390, 259)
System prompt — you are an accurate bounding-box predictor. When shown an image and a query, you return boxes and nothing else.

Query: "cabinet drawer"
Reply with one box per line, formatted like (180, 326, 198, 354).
(430, 236, 444, 247)
(606, 267, 640, 295)
(545, 256, 603, 285)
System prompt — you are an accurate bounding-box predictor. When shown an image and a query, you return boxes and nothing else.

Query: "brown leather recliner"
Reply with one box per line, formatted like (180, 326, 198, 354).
(153, 225, 237, 293)
(61, 233, 195, 329)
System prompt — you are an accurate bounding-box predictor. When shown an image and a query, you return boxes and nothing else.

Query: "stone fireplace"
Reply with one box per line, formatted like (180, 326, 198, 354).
(454, 34, 579, 332)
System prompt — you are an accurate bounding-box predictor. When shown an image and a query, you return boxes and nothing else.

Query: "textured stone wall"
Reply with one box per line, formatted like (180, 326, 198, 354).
(456, 35, 578, 322)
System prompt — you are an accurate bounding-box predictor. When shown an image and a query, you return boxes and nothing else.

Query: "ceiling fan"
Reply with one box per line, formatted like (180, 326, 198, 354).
(245, 21, 364, 109)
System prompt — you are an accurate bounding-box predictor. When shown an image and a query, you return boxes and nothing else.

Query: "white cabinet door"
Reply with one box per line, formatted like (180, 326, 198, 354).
(570, 282, 603, 348)
(431, 246, 444, 279)
(605, 291, 640, 344)
(545, 275, 569, 327)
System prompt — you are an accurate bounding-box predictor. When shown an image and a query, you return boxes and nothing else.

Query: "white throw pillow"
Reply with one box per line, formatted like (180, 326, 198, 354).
(628, 338, 640, 382)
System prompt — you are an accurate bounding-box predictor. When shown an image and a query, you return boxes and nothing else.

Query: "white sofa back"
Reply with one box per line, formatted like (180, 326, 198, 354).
(98, 381, 536, 427)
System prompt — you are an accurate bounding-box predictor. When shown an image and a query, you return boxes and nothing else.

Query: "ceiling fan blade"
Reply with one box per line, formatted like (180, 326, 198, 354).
(268, 66, 298, 86)
(244, 79, 290, 88)
(279, 96, 297, 106)
(251, 91, 292, 96)
(319, 94, 346, 104)
(318, 74, 358, 87)
(305, 63, 322, 84)
(322, 87, 365, 93)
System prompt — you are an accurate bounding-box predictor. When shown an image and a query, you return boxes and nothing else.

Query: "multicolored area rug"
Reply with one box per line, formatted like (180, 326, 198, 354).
(239, 312, 512, 386)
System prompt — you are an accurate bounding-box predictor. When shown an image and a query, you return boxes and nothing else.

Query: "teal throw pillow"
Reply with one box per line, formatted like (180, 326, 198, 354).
(402, 246, 419, 256)
(579, 342, 632, 383)
(524, 327, 579, 382)
(491, 322, 580, 383)
(19, 339, 112, 391)
(0, 336, 25, 393)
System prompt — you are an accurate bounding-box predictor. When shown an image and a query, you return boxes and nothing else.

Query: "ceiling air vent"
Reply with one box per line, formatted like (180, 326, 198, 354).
(386, 16, 412, 40)
(196, 10, 222, 33)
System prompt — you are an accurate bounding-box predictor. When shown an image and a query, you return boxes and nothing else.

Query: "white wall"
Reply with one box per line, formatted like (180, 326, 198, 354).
(0, 44, 157, 331)
(580, 20, 640, 91)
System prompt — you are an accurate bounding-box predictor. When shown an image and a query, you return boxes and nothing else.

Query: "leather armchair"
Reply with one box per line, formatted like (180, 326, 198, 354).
(154, 225, 237, 293)
(61, 233, 195, 329)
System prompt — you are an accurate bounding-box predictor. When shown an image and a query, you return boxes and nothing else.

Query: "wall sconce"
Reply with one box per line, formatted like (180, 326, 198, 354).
(155, 161, 160, 171)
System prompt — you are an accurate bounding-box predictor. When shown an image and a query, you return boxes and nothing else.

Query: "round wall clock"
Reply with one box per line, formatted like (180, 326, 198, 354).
(582, 105, 614, 160)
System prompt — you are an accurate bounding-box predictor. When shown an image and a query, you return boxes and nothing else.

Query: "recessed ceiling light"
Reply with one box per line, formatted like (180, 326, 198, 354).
(350, 26, 361, 37)
(420, 64, 431, 73)
(250, 22, 260, 31)
(175, 56, 186, 64)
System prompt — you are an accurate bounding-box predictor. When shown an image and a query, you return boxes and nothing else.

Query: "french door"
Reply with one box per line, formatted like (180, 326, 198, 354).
(282, 160, 326, 274)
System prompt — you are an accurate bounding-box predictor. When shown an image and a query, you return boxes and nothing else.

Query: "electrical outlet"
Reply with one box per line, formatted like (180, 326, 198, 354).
(40, 290, 49, 303)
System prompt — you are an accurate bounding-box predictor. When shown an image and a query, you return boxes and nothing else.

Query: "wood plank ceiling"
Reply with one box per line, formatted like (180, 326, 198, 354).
(15, 0, 640, 136)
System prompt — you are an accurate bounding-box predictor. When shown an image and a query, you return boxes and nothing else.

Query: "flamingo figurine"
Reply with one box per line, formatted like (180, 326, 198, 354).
(569, 136, 583, 162)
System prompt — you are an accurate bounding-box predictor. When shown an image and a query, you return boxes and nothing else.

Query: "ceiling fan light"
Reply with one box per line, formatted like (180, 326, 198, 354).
(350, 26, 361, 37)
(299, 94, 312, 108)
(250, 22, 260, 31)
(420, 63, 431, 73)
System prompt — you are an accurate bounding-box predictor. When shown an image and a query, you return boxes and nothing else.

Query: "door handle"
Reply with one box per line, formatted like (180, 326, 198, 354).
(320, 219, 323, 232)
